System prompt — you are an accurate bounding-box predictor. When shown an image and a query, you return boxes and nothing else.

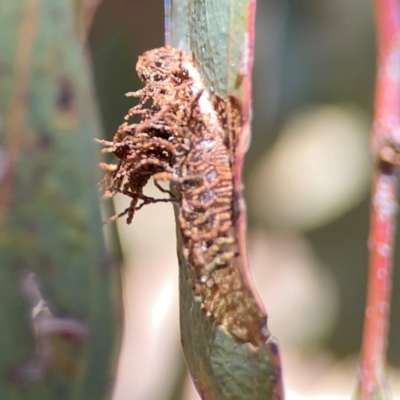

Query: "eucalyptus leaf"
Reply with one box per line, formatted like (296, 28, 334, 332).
(0, 1, 120, 398)
(170, 1, 284, 398)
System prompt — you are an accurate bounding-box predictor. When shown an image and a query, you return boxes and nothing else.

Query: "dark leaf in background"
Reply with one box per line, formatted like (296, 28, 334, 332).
(0, 1, 121, 398)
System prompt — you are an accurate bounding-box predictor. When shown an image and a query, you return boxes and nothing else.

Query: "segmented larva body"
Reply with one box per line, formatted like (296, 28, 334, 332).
(99, 47, 266, 344)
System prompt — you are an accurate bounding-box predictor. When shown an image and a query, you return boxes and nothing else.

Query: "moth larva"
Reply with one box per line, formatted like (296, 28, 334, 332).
(99, 46, 267, 344)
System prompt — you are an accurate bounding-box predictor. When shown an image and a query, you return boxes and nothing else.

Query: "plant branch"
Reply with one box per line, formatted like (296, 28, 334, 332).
(358, 0, 400, 398)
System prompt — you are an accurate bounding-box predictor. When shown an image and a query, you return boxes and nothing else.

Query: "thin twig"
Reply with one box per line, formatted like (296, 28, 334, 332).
(359, 0, 400, 398)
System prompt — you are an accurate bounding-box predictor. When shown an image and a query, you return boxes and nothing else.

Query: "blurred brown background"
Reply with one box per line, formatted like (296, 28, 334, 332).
(86, 0, 400, 398)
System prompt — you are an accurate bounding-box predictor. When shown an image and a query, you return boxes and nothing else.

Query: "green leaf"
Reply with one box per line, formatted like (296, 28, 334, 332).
(170, 1, 284, 399)
(0, 1, 121, 398)
(171, 0, 248, 96)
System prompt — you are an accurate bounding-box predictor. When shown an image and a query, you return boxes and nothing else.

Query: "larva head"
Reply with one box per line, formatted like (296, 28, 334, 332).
(136, 46, 183, 83)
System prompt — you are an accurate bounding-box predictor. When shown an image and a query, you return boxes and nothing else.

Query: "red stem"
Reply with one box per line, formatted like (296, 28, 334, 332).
(360, 0, 400, 397)
(235, 0, 262, 297)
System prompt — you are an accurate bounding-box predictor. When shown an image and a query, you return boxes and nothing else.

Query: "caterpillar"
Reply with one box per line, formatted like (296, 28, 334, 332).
(98, 46, 267, 344)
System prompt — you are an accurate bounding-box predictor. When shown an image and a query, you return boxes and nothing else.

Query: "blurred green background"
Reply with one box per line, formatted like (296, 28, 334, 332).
(86, 0, 397, 399)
